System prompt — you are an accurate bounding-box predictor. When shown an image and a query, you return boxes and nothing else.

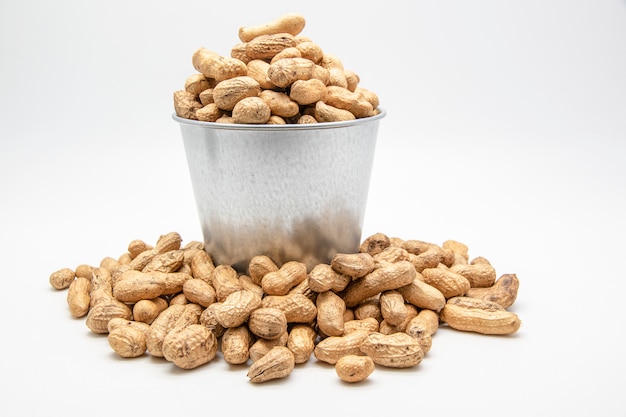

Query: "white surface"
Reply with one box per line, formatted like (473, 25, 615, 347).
(2, 1, 625, 415)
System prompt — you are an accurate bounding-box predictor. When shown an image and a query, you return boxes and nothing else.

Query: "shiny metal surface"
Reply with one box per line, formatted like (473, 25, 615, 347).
(174, 110, 385, 272)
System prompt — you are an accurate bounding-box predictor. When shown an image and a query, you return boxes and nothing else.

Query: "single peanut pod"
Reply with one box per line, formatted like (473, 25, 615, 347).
(345, 70, 360, 92)
(328, 67, 348, 88)
(248, 307, 288, 340)
(182, 278, 217, 307)
(287, 324, 317, 364)
(335, 354, 375, 383)
(316, 291, 346, 337)
(247, 346, 295, 383)
(289, 78, 327, 105)
(379, 304, 418, 335)
(267, 57, 316, 88)
(212, 264, 243, 302)
(405, 309, 440, 340)
(111, 270, 163, 303)
(308, 263, 351, 293)
(261, 293, 317, 323)
(246, 59, 276, 90)
(313, 329, 370, 365)
(154, 232, 183, 254)
(353, 297, 382, 322)
(108, 326, 147, 358)
(440, 296, 521, 335)
(168, 293, 188, 305)
(330, 252, 375, 278)
(232, 96, 271, 124)
(221, 325, 254, 365)
(146, 304, 187, 357)
(238, 12, 306, 42)
(379, 290, 408, 327)
(397, 275, 446, 312)
(421, 267, 471, 299)
(192, 47, 247, 83)
(118, 252, 132, 265)
(343, 317, 380, 334)
(74, 264, 94, 280)
(49, 268, 75, 290)
(449, 263, 497, 288)
(249, 331, 288, 362)
(360, 232, 391, 256)
(190, 250, 215, 284)
(356, 87, 379, 110)
(213, 76, 261, 111)
(324, 85, 373, 118)
(215, 289, 262, 328)
(314, 101, 355, 122)
(142, 250, 185, 274)
(360, 332, 423, 368)
(261, 261, 307, 296)
(99, 257, 119, 272)
(85, 299, 132, 334)
(127, 240, 152, 259)
(199, 302, 225, 338)
(270, 46, 301, 64)
(267, 115, 287, 124)
(343, 261, 417, 308)
(238, 275, 265, 299)
(230, 42, 251, 64)
(248, 255, 279, 286)
(195, 103, 224, 122)
(133, 297, 168, 325)
(67, 277, 91, 318)
(465, 273, 520, 309)
(297, 114, 318, 124)
(374, 246, 410, 264)
(296, 41, 323, 64)
(184, 73, 212, 96)
(173, 90, 202, 119)
(162, 324, 218, 369)
(107, 318, 151, 336)
(442, 239, 469, 260)
(198, 88, 214, 106)
(245, 33, 297, 60)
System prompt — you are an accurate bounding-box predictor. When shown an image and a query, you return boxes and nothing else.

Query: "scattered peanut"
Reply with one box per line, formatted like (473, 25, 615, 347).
(50, 231, 521, 384)
(174, 13, 381, 124)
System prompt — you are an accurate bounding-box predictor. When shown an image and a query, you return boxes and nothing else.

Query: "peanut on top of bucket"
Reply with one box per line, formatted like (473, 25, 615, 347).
(173, 12, 381, 125)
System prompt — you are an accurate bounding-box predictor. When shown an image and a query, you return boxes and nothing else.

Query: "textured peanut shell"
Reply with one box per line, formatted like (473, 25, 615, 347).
(379, 304, 418, 335)
(163, 324, 218, 369)
(373, 246, 410, 264)
(314, 329, 370, 365)
(67, 277, 91, 318)
(221, 325, 254, 365)
(247, 59, 276, 90)
(261, 293, 317, 323)
(232, 96, 271, 124)
(182, 278, 217, 307)
(192, 47, 247, 82)
(308, 264, 350, 293)
(405, 309, 440, 339)
(146, 304, 187, 357)
(261, 261, 307, 296)
(397, 276, 446, 312)
(215, 290, 262, 328)
(360, 233, 391, 256)
(360, 332, 424, 368)
(316, 291, 346, 337)
(465, 273, 520, 309)
(249, 332, 288, 362)
(420, 267, 471, 299)
(85, 300, 132, 334)
(449, 263, 497, 288)
(379, 290, 408, 327)
(287, 324, 317, 364)
(343, 317, 380, 334)
(267, 57, 316, 88)
(248, 307, 288, 340)
(238, 13, 306, 42)
(330, 253, 375, 278)
(49, 268, 75, 290)
(259, 90, 300, 118)
(245, 33, 297, 60)
(247, 346, 295, 383)
(335, 355, 375, 383)
(440, 296, 521, 335)
(342, 261, 417, 307)
(248, 255, 279, 286)
(213, 76, 261, 111)
(212, 264, 243, 302)
(190, 250, 215, 284)
(108, 326, 147, 358)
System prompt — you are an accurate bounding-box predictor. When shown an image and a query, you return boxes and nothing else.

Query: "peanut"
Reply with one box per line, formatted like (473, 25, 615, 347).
(330, 252, 375, 278)
(335, 354, 375, 383)
(221, 325, 254, 365)
(420, 267, 471, 299)
(247, 307, 288, 340)
(192, 47, 247, 82)
(67, 277, 91, 318)
(342, 261, 416, 307)
(314, 329, 370, 365)
(440, 296, 521, 335)
(249, 331, 288, 362)
(238, 13, 306, 43)
(132, 297, 168, 325)
(316, 290, 346, 337)
(214, 289, 262, 328)
(232, 96, 271, 124)
(247, 346, 295, 383)
(49, 268, 75, 290)
(245, 33, 297, 60)
(287, 324, 317, 364)
(360, 332, 423, 368)
(108, 326, 147, 358)
(261, 260, 307, 296)
(162, 324, 218, 369)
(465, 273, 520, 309)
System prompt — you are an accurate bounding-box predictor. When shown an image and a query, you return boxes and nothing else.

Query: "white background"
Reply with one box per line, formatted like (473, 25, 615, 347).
(2, 1, 625, 415)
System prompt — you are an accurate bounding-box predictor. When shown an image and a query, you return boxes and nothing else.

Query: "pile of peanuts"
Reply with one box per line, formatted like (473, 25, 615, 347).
(173, 13, 381, 124)
(49, 231, 521, 383)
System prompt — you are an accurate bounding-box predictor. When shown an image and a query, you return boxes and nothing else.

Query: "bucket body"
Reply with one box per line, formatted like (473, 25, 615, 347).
(174, 110, 385, 272)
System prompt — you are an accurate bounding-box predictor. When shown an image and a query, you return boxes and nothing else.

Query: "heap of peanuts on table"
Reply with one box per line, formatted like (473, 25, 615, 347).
(50, 229, 521, 383)
(173, 12, 381, 125)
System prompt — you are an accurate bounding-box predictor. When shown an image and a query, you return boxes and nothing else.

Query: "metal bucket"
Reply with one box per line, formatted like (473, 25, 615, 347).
(174, 110, 385, 272)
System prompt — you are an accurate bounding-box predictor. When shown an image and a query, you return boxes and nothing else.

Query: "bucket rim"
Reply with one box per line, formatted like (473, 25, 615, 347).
(172, 108, 386, 131)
